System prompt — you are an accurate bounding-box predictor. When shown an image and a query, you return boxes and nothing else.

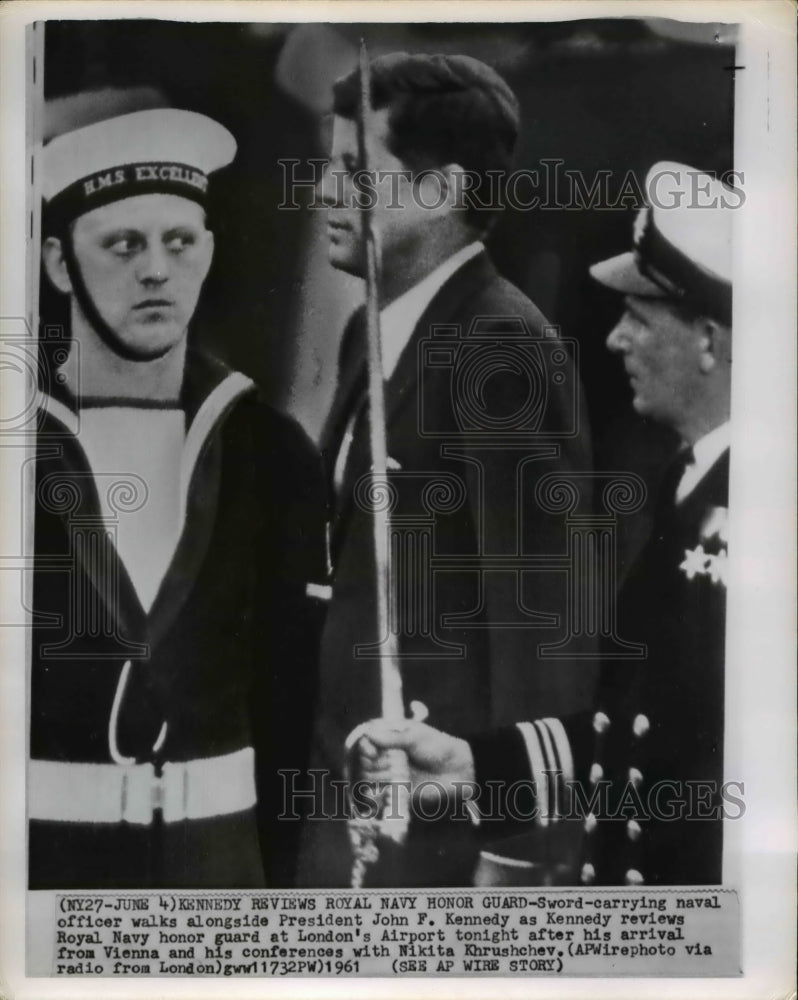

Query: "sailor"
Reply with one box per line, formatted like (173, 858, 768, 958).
(30, 107, 327, 888)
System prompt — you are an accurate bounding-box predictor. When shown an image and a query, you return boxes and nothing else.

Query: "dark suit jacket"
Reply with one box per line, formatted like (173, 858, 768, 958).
(472, 448, 730, 886)
(298, 250, 594, 887)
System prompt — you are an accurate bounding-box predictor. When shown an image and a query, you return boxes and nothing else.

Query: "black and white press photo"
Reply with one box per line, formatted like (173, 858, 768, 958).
(0, 3, 794, 997)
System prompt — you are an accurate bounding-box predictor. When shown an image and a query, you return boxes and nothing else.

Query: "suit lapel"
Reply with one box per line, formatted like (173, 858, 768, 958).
(384, 251, 497, 426)
(319, 306, 367, 461)
(330, 252, 497, 543)
(673, 448, 730, 535)
(690, 448, 729, 509)
(629, 447, 730, 591)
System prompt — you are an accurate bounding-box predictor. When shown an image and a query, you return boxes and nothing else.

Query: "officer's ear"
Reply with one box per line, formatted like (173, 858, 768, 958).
(697, 317, 732, 374)
(41, 237, 73, 295)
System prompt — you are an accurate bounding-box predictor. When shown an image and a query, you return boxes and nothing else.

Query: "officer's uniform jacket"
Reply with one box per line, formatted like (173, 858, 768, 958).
(298, 249, 594, 887)
(471, 446, 730, 885)
(29, 351, 327, 889)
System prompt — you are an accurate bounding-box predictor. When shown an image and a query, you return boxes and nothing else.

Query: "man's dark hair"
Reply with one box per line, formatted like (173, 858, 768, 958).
(332, 52, 520, 232)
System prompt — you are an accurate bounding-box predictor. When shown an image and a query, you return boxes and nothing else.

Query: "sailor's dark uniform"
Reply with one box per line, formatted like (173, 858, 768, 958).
(29, 353, 327, 889)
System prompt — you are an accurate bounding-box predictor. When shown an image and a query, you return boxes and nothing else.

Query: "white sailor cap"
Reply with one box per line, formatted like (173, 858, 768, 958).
(42, 108, 237, 227)
(590, 161, 734, 326)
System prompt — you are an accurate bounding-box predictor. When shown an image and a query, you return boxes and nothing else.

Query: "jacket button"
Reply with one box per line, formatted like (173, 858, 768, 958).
(589, 763, 603, 784)
(593, 712, 611, 734)
(628, 767, 643, 788)
(625, 868, 644, 886)
(584, 812, 597, 834)
(580, 863, 596, 885)
(626, 819, 642, 842)
(632, 714, 650, 738)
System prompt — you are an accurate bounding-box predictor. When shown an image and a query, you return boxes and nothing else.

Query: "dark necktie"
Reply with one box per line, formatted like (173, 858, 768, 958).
(656, 445, 695, 511)
(326, 308, 369, 500)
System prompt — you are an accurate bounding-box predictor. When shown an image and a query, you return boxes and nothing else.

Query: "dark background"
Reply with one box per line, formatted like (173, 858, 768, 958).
(41, 18, 736, 501)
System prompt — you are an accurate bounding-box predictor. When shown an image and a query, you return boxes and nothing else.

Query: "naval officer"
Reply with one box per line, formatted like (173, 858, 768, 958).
(356, 161, 734, 886)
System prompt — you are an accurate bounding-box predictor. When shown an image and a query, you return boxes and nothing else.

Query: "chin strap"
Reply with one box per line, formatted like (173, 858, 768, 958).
(60, 226, 159, 363)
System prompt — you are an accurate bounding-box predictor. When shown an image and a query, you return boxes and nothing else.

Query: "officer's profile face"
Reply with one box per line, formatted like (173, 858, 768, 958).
(319, 109, 453, 280)
(605, 295, 708, 430)
(43, 193, 213, 361)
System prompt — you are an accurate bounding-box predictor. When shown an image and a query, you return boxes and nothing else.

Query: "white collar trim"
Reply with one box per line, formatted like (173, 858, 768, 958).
(676, 421, 730, 503)
(37, 370, 254, 522)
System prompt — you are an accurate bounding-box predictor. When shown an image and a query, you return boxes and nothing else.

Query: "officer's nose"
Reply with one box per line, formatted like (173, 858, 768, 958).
(606, 314, 631, 354)
(138, 241, 171, 286)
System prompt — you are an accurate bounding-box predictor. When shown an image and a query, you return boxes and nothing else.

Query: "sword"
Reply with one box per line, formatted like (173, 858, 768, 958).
(346, 38, 411, 888)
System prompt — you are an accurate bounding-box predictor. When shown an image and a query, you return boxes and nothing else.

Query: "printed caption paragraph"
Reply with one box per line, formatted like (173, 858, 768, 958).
(32, 888, 740, 977)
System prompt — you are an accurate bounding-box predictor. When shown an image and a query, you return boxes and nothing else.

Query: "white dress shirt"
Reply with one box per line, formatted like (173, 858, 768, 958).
(676, 421, 731, 504)
(379, 241, 484, 378)
(332, 241, 484, 493)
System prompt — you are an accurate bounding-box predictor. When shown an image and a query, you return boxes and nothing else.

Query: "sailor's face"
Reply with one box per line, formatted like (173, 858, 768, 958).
(319, 110, 430, 278)
(68, 194, 214, 360)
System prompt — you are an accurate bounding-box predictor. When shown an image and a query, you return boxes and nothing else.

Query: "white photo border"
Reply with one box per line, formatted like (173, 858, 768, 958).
(1, 2, 795, 998)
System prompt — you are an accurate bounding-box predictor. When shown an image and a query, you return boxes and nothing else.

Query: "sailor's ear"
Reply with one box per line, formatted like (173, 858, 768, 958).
(42, 237, 73, 295)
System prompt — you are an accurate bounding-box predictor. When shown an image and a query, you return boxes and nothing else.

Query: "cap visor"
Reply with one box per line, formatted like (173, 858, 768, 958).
(589, 252, 666, 298)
